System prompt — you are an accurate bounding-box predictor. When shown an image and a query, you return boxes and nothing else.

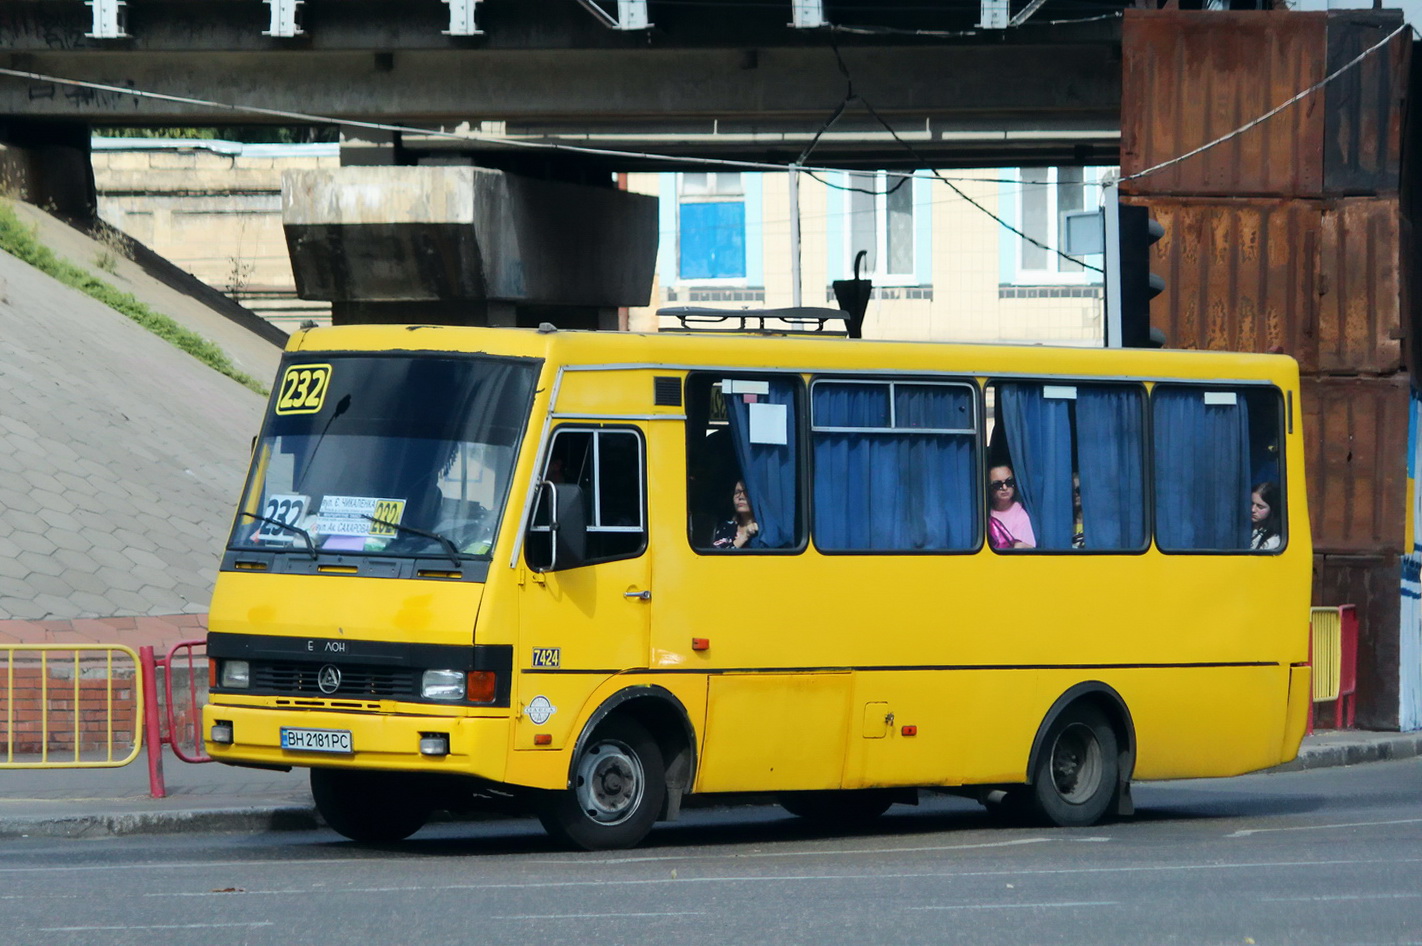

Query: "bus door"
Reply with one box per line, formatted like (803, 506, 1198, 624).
(518, 425, 652, 740)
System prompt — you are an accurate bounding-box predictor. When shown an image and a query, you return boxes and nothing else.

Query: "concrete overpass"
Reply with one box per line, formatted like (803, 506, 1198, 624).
(0, 0, 1145, 324)
(0, 0, 1127, 171)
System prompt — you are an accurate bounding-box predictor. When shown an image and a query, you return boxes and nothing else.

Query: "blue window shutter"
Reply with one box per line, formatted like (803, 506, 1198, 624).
(657, 173, 677, 283)
(997, 171, 1016, 285)
(914, 174, 932, 286)
(679, 202, 746, 279)
(745, 174, 764, 287)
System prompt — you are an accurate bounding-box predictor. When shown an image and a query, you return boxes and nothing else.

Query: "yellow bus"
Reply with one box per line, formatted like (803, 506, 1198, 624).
(203, 320, 1312, 850)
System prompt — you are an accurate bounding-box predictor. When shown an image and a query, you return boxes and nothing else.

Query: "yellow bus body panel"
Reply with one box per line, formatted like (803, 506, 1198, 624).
(210, 572, 484, 649)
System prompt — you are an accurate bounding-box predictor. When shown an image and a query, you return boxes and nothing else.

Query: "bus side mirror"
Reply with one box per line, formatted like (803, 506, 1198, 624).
(527, 481, 587, 572)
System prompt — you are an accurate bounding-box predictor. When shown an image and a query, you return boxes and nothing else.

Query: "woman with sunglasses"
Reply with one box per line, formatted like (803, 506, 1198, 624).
(987, 464, 1036, 550)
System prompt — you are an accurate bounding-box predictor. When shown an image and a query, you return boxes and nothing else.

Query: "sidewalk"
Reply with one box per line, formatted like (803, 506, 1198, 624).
(2, 730, 1419, 840)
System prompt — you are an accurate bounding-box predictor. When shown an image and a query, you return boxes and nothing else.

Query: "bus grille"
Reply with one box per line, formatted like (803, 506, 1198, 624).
(250, 661, 420, 699)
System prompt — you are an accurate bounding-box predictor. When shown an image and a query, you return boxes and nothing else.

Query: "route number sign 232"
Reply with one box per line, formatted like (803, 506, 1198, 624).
(275, 364, 332, 415)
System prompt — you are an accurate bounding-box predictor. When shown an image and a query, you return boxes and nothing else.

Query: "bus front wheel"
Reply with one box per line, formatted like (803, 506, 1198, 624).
(539, 717, 666, 851)
(1027, 704, 1118, 828)
(310, 768, 433, 843)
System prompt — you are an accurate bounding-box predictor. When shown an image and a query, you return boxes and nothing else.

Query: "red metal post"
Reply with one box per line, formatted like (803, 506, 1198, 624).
(139, 646, 166, 798)
(1337, 604, 1359, 729)
(164, 640, 212, 764)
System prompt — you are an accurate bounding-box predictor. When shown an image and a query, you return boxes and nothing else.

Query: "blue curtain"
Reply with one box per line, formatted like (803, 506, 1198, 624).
(724, 378, 798, 548)
(997, 384, 1074, 549)
(1075, 387, 1147, 549)
(1153, 388, 1252, 550)
(812, 383, 975, 551)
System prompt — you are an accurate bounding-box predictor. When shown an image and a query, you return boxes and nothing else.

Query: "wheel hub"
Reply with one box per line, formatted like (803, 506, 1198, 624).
(575, 740, 644, 825)
(1051, 722, 1103, 804)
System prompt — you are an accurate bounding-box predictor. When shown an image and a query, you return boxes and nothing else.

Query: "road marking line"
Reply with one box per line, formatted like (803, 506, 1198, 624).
(489, 912, 709, 919)
(135, 856, 1422, 898)
(1260, 893, 1422, 903)
(910, 901, 1120, 911)
(1228, 817, 1422, 838)
(39, 922, 274, 932)
(572, 837, 1054, 865)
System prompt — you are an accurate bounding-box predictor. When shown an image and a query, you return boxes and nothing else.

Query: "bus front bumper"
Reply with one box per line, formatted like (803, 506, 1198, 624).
(201, 703, 512, 780)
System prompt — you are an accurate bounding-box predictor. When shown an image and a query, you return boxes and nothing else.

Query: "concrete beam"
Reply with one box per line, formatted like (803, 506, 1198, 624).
(0, 44, 1119, 165)
(282, 166, 657, 310)
(0, 0, 1118, 52)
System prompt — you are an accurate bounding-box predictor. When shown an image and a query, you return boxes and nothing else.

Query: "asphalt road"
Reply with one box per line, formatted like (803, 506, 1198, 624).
(3, 759, 1419, 946)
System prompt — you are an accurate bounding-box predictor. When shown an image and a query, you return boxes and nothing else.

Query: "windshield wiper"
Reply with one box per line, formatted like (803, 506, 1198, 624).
(241, 511, 318, 560)
(362, 515, 465, 567)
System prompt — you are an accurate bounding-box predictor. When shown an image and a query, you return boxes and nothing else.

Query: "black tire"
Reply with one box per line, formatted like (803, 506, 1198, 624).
(779, 789, 895, 824)
(1026, 704, 1119, 828)
(538, 717, 666, 851)
(310, 768, 433, 843)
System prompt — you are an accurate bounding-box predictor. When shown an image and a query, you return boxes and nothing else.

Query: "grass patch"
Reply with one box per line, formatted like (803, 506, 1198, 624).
(0, 201, 267, 394)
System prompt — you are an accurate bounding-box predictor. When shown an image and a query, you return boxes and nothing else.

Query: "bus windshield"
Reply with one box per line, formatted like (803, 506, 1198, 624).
(229, 353, 539, 560)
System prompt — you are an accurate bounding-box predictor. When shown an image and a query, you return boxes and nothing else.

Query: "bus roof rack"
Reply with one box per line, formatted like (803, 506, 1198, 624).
(658, 306, 851, 336)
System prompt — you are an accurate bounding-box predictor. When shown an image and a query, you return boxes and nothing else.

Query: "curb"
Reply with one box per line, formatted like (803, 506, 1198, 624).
(1267, 733, 1422, 773)
(0, 805, 319, 840)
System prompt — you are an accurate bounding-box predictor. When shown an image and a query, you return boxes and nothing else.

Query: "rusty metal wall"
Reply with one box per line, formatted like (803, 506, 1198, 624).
(1301, 374, 1409, 555)
(1137, 196, 1406, 374)
(1121, 10, 1408, 199)
(1314, 553, 1403, 729)
(1122, 10, 1325, 198)
(1323, 12, 1410, 197)
(1318, 199, 1408, 373)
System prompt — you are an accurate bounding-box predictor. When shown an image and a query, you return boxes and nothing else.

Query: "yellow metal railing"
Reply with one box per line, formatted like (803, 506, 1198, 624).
(1, 644, 143, 768)
(1311, 607, 1343, 703)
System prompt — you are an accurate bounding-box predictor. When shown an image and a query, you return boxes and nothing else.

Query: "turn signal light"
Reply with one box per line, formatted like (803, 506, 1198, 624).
(901, 725, 918, 737)
(533, 733, 552, 746)
(691, 638, 710, 651)
(467, 670, 498, 703)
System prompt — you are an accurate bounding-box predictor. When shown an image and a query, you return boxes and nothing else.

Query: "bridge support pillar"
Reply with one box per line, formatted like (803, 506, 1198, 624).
(283, 165, 655, 329)
(0, 120, 96, 221)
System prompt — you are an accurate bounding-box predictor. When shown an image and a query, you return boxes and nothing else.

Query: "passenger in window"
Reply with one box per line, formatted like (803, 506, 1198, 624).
(1071, 473, 1085, 549)
(711, 480, 760, 550)
(988, 465, 1036, 550)
(1250, 481, 1282, 551)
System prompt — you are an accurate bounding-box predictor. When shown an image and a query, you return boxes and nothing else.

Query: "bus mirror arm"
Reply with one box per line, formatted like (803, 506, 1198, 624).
(530, 481, 588, 573)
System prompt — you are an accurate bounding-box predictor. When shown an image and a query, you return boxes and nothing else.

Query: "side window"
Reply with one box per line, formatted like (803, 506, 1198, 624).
(528, 427, 645, 568)
(811, 379, 978, 552)
(685, 373, 803, 552)
(1153, 385, 1285, 553)
(986, 381, 1147, 552)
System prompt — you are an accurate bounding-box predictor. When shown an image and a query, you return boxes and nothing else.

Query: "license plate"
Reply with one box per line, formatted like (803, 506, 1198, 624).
(280, 727, 353, 753)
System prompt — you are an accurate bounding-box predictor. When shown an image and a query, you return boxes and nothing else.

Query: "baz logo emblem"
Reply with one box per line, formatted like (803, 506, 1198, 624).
(275, 363, 332, 415)
(531, 647, 561, 669)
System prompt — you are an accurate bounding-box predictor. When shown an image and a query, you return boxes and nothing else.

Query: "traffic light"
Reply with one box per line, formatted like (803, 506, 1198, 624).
(1115, 204, 1165, 348)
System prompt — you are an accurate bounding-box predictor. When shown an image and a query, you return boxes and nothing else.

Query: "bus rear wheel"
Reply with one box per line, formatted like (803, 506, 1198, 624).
(539, 717, 666, 851)
(310, 768, 433, 843)
(1027, 704, 1118, 828)
(779, 790, 895, 824)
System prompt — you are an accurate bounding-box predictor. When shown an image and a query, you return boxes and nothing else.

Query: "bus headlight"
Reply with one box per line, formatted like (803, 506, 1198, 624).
(220, 660, 250, 688)
(422, 669, 466, 701)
